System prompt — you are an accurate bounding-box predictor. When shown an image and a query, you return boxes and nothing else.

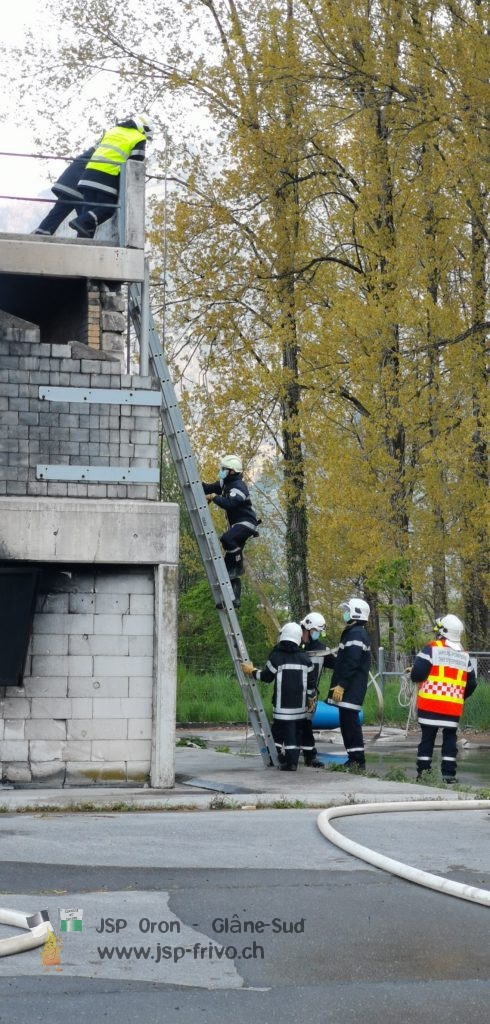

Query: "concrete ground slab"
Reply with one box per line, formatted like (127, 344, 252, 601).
(0, 724, 484, 812)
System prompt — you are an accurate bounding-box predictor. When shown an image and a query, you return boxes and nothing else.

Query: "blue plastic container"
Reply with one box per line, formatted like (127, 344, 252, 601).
(312, 700, 364, 729)
(315, 752, 348, 766)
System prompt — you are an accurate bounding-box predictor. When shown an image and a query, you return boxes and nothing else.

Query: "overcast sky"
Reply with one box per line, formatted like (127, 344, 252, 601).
(1, 0, 51, 229)
(1, 0, 210, 232)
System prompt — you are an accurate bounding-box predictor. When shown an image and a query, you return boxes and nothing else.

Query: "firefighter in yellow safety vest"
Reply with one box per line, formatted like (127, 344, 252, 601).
(411, 614, 477, 784)
(69, 114, 153, 239)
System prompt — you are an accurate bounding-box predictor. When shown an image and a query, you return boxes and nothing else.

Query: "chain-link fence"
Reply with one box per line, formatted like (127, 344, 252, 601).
(176, 647, 490, 725)
(469, 652, 490, 683)
(369, 650, 490, 734)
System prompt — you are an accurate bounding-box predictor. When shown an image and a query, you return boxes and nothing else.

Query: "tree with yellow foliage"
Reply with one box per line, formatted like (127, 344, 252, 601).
(14, 0, 488, 643)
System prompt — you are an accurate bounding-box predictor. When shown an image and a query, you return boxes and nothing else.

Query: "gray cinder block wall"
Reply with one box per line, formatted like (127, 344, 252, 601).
(0, 331, 160, 500)
(0, 312, 179, 789)
(3, 568, 155, 786)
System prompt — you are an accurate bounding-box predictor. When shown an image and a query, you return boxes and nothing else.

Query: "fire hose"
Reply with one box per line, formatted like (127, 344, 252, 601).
(0, 907, 50, 957)
(317, 799, 490, 907)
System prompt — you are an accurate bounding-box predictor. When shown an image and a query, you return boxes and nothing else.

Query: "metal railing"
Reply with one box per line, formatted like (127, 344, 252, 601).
(0, 149, 141, 243)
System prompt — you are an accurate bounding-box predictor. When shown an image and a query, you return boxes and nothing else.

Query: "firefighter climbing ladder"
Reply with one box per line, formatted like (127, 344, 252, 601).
(128, 281, 278, 767)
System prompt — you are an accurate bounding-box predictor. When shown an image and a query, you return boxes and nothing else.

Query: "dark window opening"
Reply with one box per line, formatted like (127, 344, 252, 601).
(0, 567, 40, 686)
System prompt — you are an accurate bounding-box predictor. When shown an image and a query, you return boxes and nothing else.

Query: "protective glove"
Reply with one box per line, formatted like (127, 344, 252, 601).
(307, 695, 317, 715)
(331, 685, 344, 703)
(241, 661, 256, 676)
(206, 494, 214, 504)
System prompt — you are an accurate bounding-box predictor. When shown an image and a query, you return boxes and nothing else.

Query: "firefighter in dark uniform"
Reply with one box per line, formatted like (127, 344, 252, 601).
(299, 611, 330, 767)
(242, 622, 316, 771)
(326, 597, 371, 772)
(203, 454, 259, 608)
(411, 614, 477, 784)
(68, 113, 153, 238)
(34, 146, 96, 235)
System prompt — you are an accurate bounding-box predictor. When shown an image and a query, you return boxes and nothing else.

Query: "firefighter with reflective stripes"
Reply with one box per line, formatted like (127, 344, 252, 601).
(69, 113, 153, 238)
(34, 146, 96, 236)
(299, 611, 330, 767)
(326, 597, 371, 772)
(411, 614, 477, 784)
(203, 454, 259, 608)
(242, 622, 316, 771)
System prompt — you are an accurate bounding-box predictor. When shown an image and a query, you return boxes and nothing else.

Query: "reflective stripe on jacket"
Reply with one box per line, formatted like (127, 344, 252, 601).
(203, 474, 258, 529)
(326, 621, 371, 710)
(81, 126, 146, 178)
(254, 641, 315, 722)
(52, 147, 95, 199)
(416, 640, 470, 727)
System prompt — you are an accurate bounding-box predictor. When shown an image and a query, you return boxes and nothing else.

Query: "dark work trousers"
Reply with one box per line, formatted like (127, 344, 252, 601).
(299, 716, 318, 763)
(73, 186, 119, 236)
(339, 706, 365, 767)
(36, 199, 82, 235)
(35, 149, 92, 235)
(271, 719, 302, 769)
(220, 522, 256, 604)
(417, 724, 458, 779)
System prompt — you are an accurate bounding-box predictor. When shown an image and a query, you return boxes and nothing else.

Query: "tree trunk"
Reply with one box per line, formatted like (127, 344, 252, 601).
(463, 204, 489, 648)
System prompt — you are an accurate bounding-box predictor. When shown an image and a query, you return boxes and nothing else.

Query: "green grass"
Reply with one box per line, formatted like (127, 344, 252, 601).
(177, 665, 273, 723)
(177, 664, 490, 731)
(176, 735, 208, 748)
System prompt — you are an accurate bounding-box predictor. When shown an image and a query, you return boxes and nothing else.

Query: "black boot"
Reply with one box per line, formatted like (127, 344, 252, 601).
(230, 577, 241, 608)
(69, 217, 94, 238)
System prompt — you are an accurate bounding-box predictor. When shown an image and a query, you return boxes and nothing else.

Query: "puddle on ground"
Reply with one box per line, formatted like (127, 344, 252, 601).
(364, 744, 490, 788)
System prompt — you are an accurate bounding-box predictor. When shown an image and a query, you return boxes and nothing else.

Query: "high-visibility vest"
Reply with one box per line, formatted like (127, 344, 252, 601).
(83, 126, 146, 177)
(417, 640, 470, 725)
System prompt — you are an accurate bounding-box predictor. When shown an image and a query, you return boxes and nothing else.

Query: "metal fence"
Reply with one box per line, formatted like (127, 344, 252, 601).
(369, 649, 490, 735)
(469, 652, 490, 683)
(374, 648, 490, 682)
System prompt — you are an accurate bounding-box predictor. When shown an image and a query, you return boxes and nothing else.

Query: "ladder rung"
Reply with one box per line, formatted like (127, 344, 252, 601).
(129, 282, 279, 767)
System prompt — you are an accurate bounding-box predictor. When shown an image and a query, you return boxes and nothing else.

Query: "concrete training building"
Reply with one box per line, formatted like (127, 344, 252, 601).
(0, 162, 179, 789)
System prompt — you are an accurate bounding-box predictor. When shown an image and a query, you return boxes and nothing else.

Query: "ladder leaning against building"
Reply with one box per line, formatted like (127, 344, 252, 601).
(128, 278, 279, 767)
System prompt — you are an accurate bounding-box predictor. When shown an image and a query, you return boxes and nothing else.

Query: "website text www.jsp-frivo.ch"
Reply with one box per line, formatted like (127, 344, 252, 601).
(97, 941, 265, 964)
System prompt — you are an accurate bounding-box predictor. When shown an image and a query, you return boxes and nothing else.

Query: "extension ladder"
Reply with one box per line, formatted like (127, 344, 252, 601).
(128, 282, 278, 767)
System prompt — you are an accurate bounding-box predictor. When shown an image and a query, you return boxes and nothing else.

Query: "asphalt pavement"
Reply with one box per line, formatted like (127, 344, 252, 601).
(1, 726, 490, 1023)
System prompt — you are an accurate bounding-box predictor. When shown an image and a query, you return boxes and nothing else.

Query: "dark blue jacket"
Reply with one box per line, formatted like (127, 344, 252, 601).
(253, 641, 315, 722)
(326, 621, 371, 710)
(302, 637, 330, 693)
(203, 472, 258, 530)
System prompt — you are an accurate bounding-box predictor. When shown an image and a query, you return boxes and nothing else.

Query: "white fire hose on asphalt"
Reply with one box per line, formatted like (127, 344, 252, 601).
(317, 799, 490, 907)
(0, 907, 50, 957)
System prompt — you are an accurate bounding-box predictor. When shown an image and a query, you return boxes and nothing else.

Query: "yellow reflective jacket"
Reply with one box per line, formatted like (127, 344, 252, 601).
(84, 125, 146, 177)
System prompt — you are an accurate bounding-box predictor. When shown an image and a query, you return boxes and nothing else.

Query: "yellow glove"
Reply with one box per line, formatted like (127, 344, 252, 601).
(331, 685, 344, 703)
(307, 695, 317, 714)
(241, 661, 256, 676)
(206, 494, 214, 503)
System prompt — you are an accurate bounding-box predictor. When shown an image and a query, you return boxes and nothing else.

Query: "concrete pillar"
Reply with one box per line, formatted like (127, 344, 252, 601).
(151, 563, 178, 788)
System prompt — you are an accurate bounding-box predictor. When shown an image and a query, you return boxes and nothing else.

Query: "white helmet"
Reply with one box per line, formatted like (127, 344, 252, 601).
(133, 112, 154, 140)
(279, 622, 302, 646)
(340, 598, 370, 623)
(220, 454, 242, 473)
(434, 614, 464, 648)
(300, 612, 326, 632)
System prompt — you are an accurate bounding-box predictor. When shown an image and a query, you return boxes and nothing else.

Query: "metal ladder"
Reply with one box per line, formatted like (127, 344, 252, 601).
(128, 282, 278, 766)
